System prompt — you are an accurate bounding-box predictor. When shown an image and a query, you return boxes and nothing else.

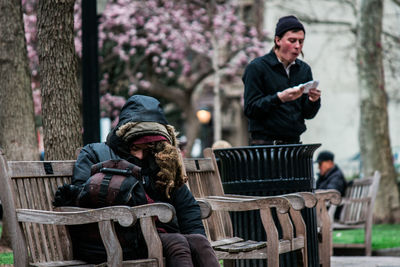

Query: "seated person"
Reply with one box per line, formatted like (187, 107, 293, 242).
(69, 95, 220, 267)
(315, 150, 347, 195)
(315, 150, 347, 219)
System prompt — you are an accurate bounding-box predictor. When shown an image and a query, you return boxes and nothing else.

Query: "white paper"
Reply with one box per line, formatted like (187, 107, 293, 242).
(298, 80, 319, 94)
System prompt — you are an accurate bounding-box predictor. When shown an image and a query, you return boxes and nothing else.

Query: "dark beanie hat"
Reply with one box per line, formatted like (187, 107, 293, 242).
(315, 151, 334, 163)
(275, 15, 305, 37)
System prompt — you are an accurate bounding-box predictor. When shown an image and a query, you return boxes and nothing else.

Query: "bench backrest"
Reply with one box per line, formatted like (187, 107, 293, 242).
(0, 150, 76, 265)
(338, 171, 381, 224)
(183, 148, 233, 241)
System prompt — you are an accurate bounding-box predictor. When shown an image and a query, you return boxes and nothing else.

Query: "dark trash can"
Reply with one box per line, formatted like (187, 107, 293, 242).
(213, 144, 321, 267)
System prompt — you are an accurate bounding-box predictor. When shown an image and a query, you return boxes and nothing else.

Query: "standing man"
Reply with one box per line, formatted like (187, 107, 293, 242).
(243, 15, 321, 145)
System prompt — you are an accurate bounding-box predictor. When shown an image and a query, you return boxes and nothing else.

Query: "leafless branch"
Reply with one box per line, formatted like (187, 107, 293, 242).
(299, 16, 354, 28)
(383, 30, 400, 44)
(392, 0, 400, 6)
(143, 77, 188, 108)
(131, 54, 151, 75)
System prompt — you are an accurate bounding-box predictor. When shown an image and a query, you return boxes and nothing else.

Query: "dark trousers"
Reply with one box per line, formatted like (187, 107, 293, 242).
(159, 233, 220, 267)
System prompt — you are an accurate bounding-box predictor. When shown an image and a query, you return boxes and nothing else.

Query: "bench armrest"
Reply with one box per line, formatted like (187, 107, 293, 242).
(197, 199, 212, 219)
(225, 192, 316, 210)
(280, 193, 306, 210)
(340, 197, 371, 205)
(198, 195, 291, 214)
(315, 189, 342, 205)
(296, 192, 318, 208)
(56, 203, 175, 224)
(18, 203, 175, 267)
(18, 206, 136, 226)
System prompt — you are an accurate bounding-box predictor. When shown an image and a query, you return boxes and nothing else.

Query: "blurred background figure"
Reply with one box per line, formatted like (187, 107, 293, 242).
(315, 150, 347, 196)
(212, 140, 232, 150)
(178, 136, 188, 158)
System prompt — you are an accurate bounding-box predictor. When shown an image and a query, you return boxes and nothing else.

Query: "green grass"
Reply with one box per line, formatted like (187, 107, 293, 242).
(333, 224, 400, 250)
(0, 252, 13, 265)
(0, 225, 13, 265)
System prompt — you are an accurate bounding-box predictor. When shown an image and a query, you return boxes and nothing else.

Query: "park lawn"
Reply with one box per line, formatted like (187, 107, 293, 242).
(333, 224, 400, 250)
(0, 252, 12, 265)
(0, 225, 12, 265)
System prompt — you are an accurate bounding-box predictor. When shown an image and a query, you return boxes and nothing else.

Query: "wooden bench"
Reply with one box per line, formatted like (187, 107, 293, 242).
(315, 189, 342, 267)
(0, 149, 175, 267)
(329, 171, 381, 256)
(183, 148, 317, 267)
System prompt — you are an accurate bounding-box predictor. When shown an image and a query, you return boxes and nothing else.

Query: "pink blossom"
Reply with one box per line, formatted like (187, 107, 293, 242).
(23, 0, 268, 123)
(139, 80, 151, 89)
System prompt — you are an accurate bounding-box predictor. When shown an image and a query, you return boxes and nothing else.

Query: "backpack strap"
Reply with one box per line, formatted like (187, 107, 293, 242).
(98, 173, 113, 206)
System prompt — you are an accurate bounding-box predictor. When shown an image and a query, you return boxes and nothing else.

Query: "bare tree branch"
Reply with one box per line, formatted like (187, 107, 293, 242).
(131, 54, 152, 75)
(392, 0, 400, 6)
(142, 76, 188, 108)
(383, 30, 400, 43)
(299, 17, 354, 28)
(276, 0, 358, 25)
(189, 66, 214, 90)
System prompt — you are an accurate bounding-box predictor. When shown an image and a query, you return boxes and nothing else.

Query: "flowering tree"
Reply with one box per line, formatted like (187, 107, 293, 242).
(98, 0, 267, 151)
(23, 0, 267, 152)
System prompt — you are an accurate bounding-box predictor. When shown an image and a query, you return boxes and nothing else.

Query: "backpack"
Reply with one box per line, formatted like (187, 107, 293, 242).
(68, 159, 149, 263)
(76, 159, 147, 208)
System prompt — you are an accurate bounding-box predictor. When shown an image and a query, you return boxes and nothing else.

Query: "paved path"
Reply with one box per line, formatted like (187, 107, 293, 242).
(332, 256, 400, 267)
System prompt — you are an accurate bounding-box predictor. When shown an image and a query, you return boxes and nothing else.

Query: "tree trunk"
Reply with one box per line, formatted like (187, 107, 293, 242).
(211, 33, 222, 143)
(0, 0, 39, 247)
(37, 0, 82, 160)
(183, 101, 201, 157)
(357, 0, 400, 222)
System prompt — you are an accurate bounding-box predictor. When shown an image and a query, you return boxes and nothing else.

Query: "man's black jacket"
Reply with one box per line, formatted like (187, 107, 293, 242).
(243, 50, 321, 141)
(316, 165, 347, 196)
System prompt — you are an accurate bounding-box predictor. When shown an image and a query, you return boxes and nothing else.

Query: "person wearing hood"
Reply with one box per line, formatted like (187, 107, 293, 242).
(70, 95, 219, 267)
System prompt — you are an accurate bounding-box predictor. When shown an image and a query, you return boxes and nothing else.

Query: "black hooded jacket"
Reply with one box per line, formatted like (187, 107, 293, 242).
(70, 95, 205, 263)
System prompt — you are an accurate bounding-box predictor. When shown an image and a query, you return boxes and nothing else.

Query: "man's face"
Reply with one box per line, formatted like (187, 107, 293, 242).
(318, 160, 333, 176)
(275, 30, 305, 65)
(130, 143, 149, 160)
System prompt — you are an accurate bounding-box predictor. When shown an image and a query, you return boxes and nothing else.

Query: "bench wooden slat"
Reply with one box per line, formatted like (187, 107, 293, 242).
(183, 158, 215, 173)
(31, 259, 159, 267)
(214, 240, 267, 253)
(32, 178, 53, 261)
(210, 237, 244, 247)
(7, 161, 76, 178)
(212, 239, 293, 260)
(30, 260, 93, 267)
